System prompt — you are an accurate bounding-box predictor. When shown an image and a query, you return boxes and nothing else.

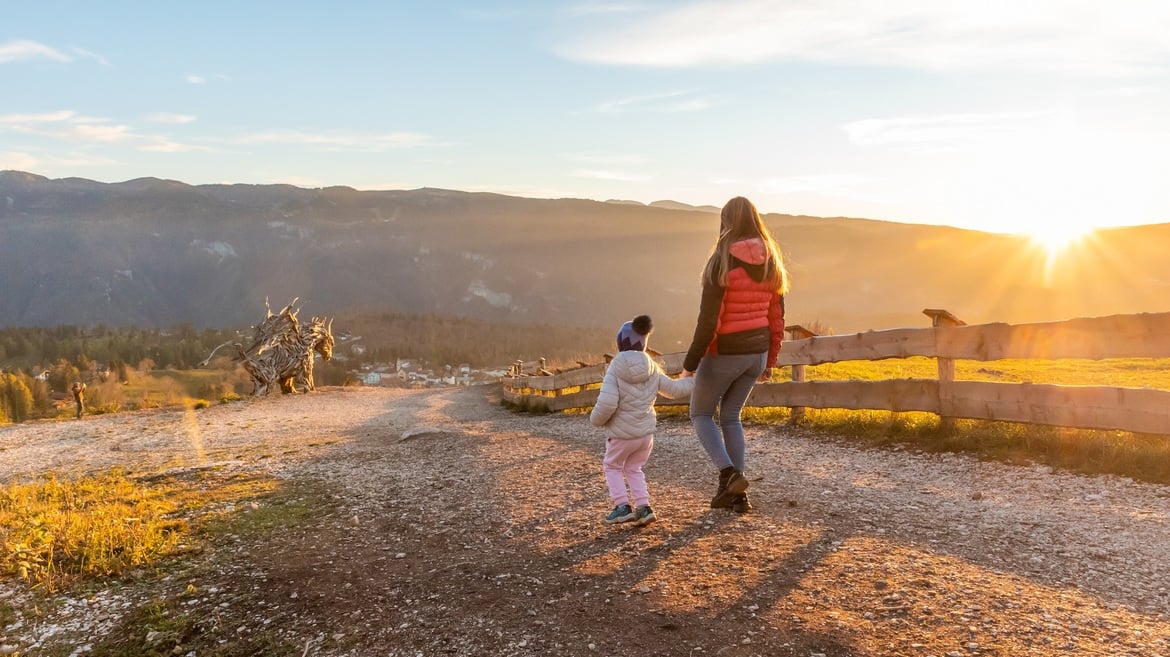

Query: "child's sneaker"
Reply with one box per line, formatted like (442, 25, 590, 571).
(605, 503, 636, 524)
(633, 505, 657, 527)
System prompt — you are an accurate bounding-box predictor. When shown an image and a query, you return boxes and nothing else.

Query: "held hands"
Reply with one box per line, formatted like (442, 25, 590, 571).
(680, 369, 694, 378)
(758, 368, 772, 383)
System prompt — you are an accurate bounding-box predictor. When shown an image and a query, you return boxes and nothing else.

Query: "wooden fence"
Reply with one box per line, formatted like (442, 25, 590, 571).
(501, 309, 1170, 435)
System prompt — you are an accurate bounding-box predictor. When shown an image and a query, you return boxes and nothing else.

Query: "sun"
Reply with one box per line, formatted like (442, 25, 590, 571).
(1025, 223, 1095, 258)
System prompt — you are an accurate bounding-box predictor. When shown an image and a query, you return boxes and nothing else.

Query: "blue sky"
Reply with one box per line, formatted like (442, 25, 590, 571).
(4, 1, 1169, 238)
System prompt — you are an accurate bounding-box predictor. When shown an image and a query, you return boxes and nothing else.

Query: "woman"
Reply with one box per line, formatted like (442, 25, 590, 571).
(681, 196, 788, 513)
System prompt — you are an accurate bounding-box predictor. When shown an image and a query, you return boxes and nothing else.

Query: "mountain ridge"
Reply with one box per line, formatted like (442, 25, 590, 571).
(2, 171, 1167, 334)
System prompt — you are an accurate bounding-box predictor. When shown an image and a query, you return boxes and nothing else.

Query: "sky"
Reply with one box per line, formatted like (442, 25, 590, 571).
(4, 0, 1170, 238)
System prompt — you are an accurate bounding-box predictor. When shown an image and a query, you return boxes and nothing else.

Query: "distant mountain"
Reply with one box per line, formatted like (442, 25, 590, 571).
(648, 200, 721, 213)
(2, 170, 1168, 335)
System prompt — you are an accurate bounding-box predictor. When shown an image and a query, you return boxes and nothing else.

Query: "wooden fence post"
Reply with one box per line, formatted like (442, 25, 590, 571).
(923, 309, 965, 432)
(785, 325, 818, 423)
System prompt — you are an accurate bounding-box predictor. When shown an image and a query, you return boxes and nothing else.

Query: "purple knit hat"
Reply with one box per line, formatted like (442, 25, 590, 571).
(616, 315, 653, 352)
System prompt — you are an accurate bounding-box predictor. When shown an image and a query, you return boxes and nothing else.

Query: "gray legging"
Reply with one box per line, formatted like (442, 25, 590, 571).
(688, 351, 767, 472)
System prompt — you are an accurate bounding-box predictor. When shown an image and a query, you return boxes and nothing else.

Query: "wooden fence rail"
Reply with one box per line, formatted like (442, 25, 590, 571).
(501, 309, 1170, 435)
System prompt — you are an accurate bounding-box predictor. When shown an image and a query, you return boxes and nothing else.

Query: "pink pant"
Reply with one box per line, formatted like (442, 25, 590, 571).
(603, 435, 654, 507)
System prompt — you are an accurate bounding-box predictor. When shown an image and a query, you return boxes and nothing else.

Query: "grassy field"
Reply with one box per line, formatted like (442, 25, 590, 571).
(0, 468, 293, 593)
(777, 355, 1170, 389)
(65, 368, 255, 418)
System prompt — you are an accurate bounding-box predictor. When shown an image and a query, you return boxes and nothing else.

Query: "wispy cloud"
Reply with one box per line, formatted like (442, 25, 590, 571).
(0, 110, 208, 152)
(567, 2, 657, 16)
(755, 173, 876, 196)
(146, 113, 198, 124)
(236, 130, 454, 151)
(0, 111, 78, 124)
(186, 73, 229, 85)
(0, 39, 71, 64)
(138, 137, 210, 153)
(70, 47, 110, 66)
(0, 111, 133, 143)
(593, 90, 717, 113)
(50, 152, 119, 167)
(556, 0, 1170, 76)
(0, 151, 40, 170)
(711, 172, 880, 202)
(572, 168, 653, 182)
(842, 111, 1050, 148)
(562, 152, 649, 166)
(0, 40, 109, 65)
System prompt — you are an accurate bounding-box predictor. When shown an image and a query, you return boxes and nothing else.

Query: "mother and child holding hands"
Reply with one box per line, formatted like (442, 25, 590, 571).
(590, 196, 789, 526)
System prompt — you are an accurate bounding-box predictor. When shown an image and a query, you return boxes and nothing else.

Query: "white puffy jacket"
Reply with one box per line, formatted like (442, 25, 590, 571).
(589, 350, 694, 439)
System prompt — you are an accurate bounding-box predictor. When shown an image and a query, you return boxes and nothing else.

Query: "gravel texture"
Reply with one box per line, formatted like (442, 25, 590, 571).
(1, 385, 1169, 656)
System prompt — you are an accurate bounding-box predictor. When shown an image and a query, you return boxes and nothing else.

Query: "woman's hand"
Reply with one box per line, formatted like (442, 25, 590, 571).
(680, 369, 694, 378)
(757, 369, 772, 383)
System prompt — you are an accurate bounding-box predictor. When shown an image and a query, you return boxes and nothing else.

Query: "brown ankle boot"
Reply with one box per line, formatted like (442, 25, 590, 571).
(711, 466, 748, 508)
(710, 468, 732, 508)
(731, 493, 753, 514)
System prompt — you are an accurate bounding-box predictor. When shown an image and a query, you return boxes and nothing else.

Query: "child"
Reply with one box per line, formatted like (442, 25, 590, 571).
(590, 315, 694, 526)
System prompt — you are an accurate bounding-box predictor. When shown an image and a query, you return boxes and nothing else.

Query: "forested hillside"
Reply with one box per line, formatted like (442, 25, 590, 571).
(4, 171, 1168, 334)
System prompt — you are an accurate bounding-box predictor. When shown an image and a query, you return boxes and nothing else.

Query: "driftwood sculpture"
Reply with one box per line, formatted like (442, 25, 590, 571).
(201, 298, 335, 396)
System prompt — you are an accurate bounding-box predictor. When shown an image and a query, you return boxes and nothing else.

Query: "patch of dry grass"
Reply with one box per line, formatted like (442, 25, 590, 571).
(0, 469, 282, 592)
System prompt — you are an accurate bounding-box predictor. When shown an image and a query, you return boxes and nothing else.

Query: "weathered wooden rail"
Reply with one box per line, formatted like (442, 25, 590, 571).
(501, 310, 1170, 435)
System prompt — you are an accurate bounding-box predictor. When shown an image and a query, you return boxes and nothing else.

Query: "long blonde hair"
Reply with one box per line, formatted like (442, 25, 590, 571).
(702, 196, 789, 293)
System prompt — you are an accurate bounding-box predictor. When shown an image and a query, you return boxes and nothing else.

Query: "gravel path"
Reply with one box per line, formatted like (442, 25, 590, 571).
(1, 385, 1168, 656)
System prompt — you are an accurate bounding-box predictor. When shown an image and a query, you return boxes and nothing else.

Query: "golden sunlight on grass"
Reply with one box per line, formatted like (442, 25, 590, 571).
(0, 469, 281, 592)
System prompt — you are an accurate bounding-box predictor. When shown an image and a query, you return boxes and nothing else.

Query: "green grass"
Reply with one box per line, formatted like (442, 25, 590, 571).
(778, 356, 1170, 389)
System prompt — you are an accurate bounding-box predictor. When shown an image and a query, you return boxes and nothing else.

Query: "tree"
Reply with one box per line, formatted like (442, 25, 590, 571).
(1, 373, 34, 423)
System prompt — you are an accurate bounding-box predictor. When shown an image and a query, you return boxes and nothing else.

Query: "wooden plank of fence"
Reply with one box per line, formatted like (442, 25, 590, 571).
(777, 328, 937, 365)
(775, 312, 1170, 365)
(657, 352, 687, 374)
(546, 389, 590, 411)
(521, 363, 607, 391)
(513, 353, 684, 393)
(747, 379, 940, 413)
(944, 381, 1170, 434)
(934, 312, 1170, 361)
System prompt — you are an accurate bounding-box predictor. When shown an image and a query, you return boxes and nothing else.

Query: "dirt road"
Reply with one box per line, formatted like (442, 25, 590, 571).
(2, 385, 1169, 656)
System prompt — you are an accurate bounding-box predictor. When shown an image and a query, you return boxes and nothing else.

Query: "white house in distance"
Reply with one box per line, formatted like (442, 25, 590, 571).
(357, 359, 493, 387)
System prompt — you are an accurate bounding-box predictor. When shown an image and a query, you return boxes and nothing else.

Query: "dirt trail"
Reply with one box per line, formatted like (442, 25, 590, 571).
(2, 386, 1169, 656)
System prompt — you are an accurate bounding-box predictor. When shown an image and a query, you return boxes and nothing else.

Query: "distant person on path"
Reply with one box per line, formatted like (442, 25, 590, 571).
(680, 196, 788, 514)
(590, 315, 694, 527)
(71, 381, 87, 419)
